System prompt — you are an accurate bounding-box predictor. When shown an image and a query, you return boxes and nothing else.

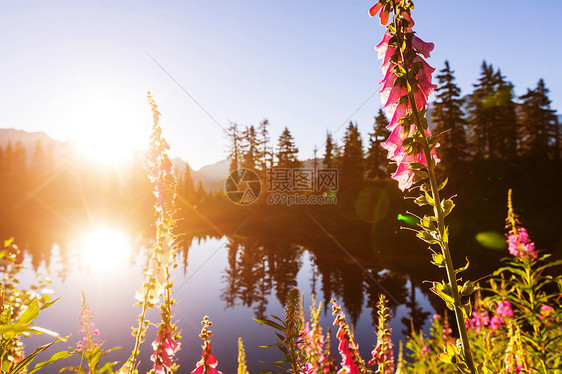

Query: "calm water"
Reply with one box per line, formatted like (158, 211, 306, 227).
(19, 227, 436, 373)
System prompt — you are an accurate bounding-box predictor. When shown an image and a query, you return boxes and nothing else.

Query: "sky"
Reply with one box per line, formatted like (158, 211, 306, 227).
(1, 0, 561, 170)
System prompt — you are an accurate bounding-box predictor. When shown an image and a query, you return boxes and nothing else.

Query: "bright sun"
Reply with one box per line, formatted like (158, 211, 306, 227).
(77, 227, 132, 273)
(63, 90, 150, 166)
(71, 127, 136, 165)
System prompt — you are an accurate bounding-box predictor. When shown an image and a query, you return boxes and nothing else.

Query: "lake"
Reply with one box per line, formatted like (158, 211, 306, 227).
(18, 224, 438, 373)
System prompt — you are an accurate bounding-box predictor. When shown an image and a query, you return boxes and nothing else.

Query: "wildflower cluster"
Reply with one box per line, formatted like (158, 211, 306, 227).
(506, 189, 537, 259)
(405, 190, 562, 373)
(62, 291, 119, 374)
(0, 239, 71, 373)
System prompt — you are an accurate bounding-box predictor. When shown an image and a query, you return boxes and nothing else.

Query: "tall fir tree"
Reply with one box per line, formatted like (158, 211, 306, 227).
(431, 61, 468, 168)
(181, 162, 195, 204)
(467, 62, 517, 160)
(323, 131, 335, 169)
(241, 125, 258, 170)
(366, 109, 391, 179)
(467, 61, 495, 159)
(275, 127, 301, 168)
(518, 79, 558, 159)
(340, 122, 364, 184)
(257, 119, 272, 173)
(227, 122, 242, 172)
(491, 69, 517, 159)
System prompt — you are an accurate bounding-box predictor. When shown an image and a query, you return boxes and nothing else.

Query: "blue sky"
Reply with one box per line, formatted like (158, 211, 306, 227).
(1, 1, 561, 169)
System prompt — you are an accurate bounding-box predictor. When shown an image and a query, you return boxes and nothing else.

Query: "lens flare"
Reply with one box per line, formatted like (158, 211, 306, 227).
(475, 231, 507, 250)
(397, 213, 419, 227)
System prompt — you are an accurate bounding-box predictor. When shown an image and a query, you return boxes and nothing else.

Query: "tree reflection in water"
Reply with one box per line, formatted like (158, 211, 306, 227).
(217, 232, 434, 334)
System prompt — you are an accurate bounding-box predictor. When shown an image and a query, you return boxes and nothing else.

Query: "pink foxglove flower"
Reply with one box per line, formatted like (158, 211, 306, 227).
(367, 332, 394, 373)
(151, 324, 180, 374)
(331, 301, 366, 374)
(191, 316, 223, 374)
(373, 13, 439, 191)
(191, 345, 222, 374)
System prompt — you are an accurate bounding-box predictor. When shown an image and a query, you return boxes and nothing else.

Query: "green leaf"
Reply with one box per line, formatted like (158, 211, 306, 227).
(414, 195, 429, 206)
(430, 281, 454, 306)
(99, 360, 120, 374)
(253, 318, 285, 332)
(11, 340, 59, 374)
(442, 199, 455, 217)
(28, 350, 73, 374)
(459, 301, 472, 321)
(409, 162, 426, 170)
(18, 298, 40, 325)
(460, 280, 478, 297)
(417, 231, 439, 245)
(438, 178, 448, 191)
(40, 297, 61, 311)
(424, 190, 435, 206)
(412, 169, 428, 179)
(431, 253, 445, 268)
(455, 258, 470, 275)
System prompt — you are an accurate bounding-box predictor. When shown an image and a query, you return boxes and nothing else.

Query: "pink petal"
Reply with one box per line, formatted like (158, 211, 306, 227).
(412, 35, 434, 58)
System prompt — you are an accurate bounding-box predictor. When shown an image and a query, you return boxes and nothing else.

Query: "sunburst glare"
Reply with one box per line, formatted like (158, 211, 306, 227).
(77, 226, 132, 273)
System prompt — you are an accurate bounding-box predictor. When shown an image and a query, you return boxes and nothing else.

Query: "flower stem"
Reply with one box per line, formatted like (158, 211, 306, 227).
(403, 79, 476, 372)
(386, 2, 476, 369)
(426, 161, 476, 374)
(129, 276, 154, 371)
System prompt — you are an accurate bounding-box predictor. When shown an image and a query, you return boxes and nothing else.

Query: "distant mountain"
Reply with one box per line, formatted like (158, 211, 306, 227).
(0, 128, 70, 163)
(171, 157, 229, 193)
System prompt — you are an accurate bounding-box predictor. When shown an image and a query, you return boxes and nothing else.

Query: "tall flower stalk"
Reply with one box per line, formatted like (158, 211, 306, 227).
(369, 1, 477, 372)
(331, 299, 367, 374)
(191, 316, 222, 374)
(368, 295, 394, 374)
(121, 92, 181, 373)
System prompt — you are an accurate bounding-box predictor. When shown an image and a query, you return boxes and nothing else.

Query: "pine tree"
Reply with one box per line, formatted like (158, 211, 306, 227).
(366, 109, 391, 179)
(467, 62, 517, 160)
(227, 123, 242, 172)
(340, 122, 364, 184)
(323, 131, 335, 169)
(275, 127, 301, 168)
(257, 119, 272, 173)
(467, 61, 495, 159)
(431, 61, 468, 167)
(241, 125, 258, 170)
(181, 162, 195, 204)
(518, 79, 558, 159)
(491, 69, 517, 159)
(195, 180, 206, 201)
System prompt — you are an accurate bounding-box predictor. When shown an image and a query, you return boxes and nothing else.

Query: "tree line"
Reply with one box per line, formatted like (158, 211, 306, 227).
(220, 60, 560, 188)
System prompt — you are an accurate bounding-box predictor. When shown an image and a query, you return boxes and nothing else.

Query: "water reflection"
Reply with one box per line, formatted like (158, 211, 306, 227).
(16, 228, 441, 372)
(217, 234, 433, 335)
